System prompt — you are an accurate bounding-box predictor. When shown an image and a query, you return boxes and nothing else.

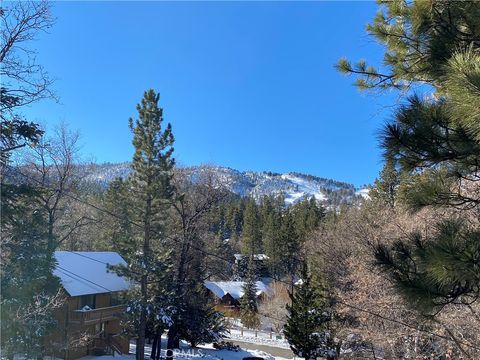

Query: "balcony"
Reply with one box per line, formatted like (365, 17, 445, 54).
(69, 305, 126, 326)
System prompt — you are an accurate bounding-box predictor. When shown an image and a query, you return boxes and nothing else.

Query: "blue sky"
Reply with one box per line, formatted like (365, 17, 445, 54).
(23, 1, 397, 186)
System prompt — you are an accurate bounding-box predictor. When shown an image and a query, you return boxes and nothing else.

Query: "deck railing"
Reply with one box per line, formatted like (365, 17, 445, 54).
(69, 305, 126, 326)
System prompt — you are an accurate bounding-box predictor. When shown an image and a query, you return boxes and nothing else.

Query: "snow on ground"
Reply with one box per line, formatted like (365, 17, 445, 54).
(79, 339, 293, 360)
(228, 328, 290, 349)
(280, 174, 327, 205)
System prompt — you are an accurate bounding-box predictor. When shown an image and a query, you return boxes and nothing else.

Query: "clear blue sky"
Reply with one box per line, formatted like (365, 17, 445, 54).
(24, 1, 397, 187)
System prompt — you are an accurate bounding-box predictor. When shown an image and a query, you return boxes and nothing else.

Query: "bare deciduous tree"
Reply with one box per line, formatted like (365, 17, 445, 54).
(1, 0, 56, 118)
(21, 123, 93, 251)
(259, 281, 289, 333)
(307, 203, 480, 358)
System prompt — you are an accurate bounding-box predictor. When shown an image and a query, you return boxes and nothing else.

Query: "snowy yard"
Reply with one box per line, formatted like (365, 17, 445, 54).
(77, 339, 294, 360)
(227, 328, 290, 349)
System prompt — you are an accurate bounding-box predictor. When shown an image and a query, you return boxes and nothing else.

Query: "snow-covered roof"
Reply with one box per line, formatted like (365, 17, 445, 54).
(204, 281, 271, 300)
(233, 254, 269, 261)
(53, 251, 130, 297)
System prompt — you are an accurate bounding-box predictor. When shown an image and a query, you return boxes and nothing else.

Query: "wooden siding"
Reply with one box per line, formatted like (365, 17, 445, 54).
(49, 291, 129, 360)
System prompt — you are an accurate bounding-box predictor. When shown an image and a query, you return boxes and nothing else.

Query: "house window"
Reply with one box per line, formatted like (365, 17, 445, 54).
(80, 294, 96, 309)
(95, 322, 106, 337)
(110, 291, 125, 306)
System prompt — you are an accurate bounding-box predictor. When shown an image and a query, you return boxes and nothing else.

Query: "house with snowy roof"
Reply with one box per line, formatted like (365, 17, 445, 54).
(50, 251, 130, 359)
(204, 280, 271, 309)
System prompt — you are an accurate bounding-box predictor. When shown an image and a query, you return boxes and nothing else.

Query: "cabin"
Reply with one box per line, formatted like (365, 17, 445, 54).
(204, 280, 271, 315)
(50, 251, 130, 359)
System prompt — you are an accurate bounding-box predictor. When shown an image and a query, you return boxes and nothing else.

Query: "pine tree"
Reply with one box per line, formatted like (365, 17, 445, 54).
(284, 263, 337, 360)
(241, 197, 262, 255)
(375, 219, 480, 313)
(240, 257, 260, 329)
(338, 0, 480, 311)
(306, 197, 325, 231)
(280, 211, 301, 283)
(110, 89, 175, 360)
(1, 184, 62, 359)
(178, 282, 227, 347)
(369, 158, 400, 208)
(263, 208, 281, 277)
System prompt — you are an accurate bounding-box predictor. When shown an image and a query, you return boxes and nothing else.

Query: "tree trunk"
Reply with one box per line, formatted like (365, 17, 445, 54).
(150, 331, 159, 359)
(136, 273, 147, 360)
(155, 332, 162, 360)
(166, 326, 180, 360)
(137, 195, 152, 360)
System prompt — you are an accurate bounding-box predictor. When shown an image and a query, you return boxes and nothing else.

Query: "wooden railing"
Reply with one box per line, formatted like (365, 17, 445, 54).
(90, 335, 124, 356)
(69, 305, 126, 326)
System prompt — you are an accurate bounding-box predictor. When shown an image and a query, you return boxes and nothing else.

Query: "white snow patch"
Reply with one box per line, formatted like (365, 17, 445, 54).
(355, 188, 370, 200)
(281, 174, 327, 205)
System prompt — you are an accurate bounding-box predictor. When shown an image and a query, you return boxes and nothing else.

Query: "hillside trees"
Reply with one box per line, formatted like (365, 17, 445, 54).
(314, 202, 480, 357)
(19, 123, 92, 252)
(241, 197, 263, 255)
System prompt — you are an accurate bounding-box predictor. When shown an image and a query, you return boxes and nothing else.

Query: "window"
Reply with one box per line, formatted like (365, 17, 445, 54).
(110, 291, 125, 306)
(80, 294, 96, 309)
(95, 322, 107, 338)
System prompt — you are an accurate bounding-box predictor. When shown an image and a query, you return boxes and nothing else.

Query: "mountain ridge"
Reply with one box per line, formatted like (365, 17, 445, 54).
(82, 162, 368, 207)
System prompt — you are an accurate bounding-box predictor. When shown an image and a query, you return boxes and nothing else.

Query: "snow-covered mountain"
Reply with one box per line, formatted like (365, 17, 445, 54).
(82, 163, 368, 207)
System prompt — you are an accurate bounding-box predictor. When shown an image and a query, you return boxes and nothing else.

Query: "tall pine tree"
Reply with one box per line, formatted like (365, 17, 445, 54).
(110, 89, 175, 360)
(241, 198, 262, 255)
(1, 184, 62, 359)
(240, 257, 260, 329)
(284, 263, 337, 360)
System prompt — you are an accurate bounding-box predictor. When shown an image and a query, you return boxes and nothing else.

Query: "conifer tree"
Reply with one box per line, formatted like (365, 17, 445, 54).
(240, 257, 260, 329)
(369, 158, 400, 208)
(110, 89, 175, 360)
(306, 197, 325, 231)
(338, 0, 480, 311)
(263, 208, 281, 277)
(1, 184, 62, 359)
(178, 280, 227, 347)
(280, 211, 301, 284)
(284, 263, 337, 360)
(241, 197, 262, 255)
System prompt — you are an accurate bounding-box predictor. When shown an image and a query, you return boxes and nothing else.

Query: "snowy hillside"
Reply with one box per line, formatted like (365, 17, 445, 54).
(81, 163, 367, 207)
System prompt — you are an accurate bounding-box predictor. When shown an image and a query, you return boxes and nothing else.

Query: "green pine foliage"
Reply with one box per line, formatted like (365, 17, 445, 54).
(240, 258, 260, 329)
(106, 89, 176, 360)
(338, 0, 480, 210)
(241, 198, 263, 255)
(284, 263, 337, 360)
(178, 283, 227, 347)
(280, 211, 301, 281)
(339, 0, 480, 312)
(0, 183, 62, 359)
(369, 158, 400, 208)
(375, 219, 480, 313)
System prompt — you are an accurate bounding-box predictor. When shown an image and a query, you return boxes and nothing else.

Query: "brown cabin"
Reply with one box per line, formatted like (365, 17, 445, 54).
(204, 280, 271, 317)
(50, 251, 131, 359)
